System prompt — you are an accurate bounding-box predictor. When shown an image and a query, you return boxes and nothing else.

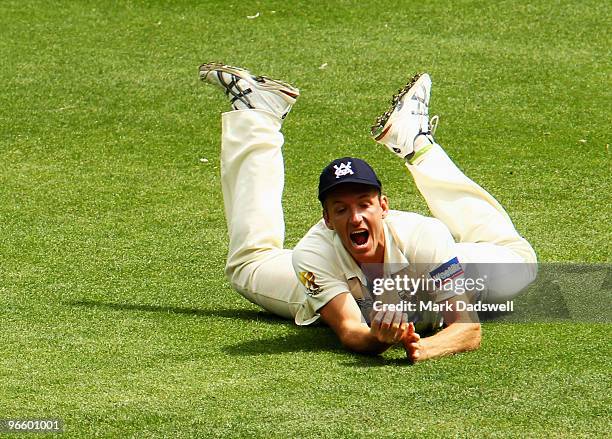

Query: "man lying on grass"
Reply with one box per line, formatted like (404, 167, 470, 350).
(199, 62, 537, 362)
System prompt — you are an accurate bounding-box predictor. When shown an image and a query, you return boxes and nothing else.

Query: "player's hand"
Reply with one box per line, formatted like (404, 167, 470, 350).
(401, 322, 425, 363)
(369, 309, 408, 345)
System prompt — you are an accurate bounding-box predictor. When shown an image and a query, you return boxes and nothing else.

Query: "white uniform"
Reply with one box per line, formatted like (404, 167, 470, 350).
(220, 109, 537, 325)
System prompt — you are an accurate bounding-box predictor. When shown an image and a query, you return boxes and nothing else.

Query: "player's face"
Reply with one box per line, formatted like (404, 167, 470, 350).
(323, 184, 389, 265)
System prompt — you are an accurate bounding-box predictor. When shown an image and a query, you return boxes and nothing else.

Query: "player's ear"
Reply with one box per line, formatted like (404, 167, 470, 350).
(380, 194, 389, 218)
(322, 206, 334, 230)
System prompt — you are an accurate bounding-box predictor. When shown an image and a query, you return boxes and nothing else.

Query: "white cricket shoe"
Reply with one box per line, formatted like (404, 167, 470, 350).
(371, 73, 438, 161)
(199, 62, 300, 119)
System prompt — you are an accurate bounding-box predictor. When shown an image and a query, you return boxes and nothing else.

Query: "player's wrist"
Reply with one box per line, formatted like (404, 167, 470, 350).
(367, 328, 395, 350)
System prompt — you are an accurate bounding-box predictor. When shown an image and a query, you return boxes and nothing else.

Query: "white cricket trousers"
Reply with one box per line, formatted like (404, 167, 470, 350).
(220, 109, 537, 322)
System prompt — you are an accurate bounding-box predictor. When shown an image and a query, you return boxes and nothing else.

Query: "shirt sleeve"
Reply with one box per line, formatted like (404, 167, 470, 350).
(292, 242, 350, 314)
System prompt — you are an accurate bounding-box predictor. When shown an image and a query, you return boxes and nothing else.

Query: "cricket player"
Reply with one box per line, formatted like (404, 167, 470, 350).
(199, 62, 537, 362)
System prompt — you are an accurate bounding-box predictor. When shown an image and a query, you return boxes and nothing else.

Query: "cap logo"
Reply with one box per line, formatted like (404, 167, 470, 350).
(333, 161, 354, 179)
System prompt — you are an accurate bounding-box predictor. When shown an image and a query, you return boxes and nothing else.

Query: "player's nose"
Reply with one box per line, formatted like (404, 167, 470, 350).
(348, 208, 363, 226)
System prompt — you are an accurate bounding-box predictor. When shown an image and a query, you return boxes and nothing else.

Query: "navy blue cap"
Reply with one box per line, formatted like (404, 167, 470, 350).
(318, 157, 382, 202)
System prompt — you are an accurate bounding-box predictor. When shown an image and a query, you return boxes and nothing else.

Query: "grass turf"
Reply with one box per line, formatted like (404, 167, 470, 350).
(1, 0, 610, 437)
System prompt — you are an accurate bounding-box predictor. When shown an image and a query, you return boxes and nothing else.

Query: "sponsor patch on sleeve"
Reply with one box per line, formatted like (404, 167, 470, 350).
(299, 271, 322, 296)
(429, 257, 464, 285)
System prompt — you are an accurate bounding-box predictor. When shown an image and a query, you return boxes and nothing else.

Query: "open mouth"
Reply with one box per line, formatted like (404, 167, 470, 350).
(350, 230, 370, 247)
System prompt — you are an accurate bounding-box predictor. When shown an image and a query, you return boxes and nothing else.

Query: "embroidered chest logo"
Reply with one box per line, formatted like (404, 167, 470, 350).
(334, 161, 354, 179)
(299, 271, 321, 296)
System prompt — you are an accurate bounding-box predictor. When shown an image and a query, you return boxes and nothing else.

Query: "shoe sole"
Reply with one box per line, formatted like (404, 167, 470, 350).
(370, 73, 427, 141)
(198, 62, 300, 103)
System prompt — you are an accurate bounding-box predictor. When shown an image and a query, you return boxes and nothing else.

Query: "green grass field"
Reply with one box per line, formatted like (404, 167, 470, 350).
(1, 0, 610, 437)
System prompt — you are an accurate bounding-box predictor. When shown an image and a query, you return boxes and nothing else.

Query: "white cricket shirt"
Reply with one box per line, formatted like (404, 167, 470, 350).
(292, 210, 463, 326)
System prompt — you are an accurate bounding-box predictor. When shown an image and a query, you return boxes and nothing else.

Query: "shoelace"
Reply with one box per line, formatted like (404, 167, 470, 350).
(216, 72, 254, 109)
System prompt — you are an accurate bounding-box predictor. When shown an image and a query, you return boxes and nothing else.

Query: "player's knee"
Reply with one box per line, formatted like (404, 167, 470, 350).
(224, 262, 247, 292)
(507, 238, 538, 265)
(484, 263, 537, 304)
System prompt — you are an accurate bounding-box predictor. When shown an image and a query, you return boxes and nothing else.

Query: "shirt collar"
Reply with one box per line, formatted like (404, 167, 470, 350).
(383, 219, 410, 276)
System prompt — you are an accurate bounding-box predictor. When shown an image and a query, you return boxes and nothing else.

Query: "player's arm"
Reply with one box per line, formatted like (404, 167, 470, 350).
(402, 295, 481, 363)
(319, 292, 407, 355)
